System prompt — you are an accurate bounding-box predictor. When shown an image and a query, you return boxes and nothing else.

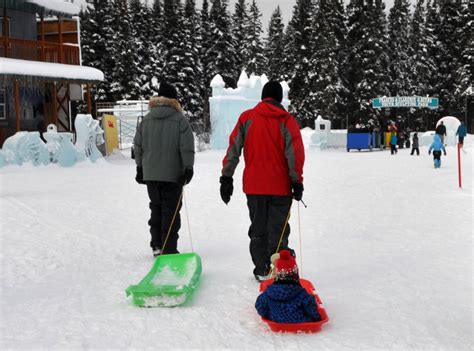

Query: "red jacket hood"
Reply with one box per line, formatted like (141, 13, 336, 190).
(255, 99, 289, 119)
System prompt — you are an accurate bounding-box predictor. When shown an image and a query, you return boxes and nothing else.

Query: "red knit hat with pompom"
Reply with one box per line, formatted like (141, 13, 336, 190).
(275, 249, 299, 281)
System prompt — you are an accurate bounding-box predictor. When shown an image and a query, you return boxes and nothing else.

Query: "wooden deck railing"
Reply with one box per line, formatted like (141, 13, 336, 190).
(0, 36, 80, 65)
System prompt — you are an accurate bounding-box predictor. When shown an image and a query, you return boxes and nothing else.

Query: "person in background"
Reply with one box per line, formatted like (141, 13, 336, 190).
(435, 121, 447, 145)
(456, 121, 467, 149)
(133, 82, 195, 257)
(390, 131, 398, 155)
(410, 132, 420, 156)
(255, 250, 322, 324)
(429, 134, 446, 168)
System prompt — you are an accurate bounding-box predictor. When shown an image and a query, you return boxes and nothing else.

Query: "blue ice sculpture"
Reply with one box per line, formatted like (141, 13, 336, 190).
(2, 131, 50, 166)
(43, 124, 82, 167)
(74, 114, 104, 162)
(209, 71, 290, 150)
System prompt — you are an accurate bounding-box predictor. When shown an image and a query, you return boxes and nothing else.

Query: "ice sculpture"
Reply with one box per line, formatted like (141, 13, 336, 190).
(74, 114, 104, 162)
(310, 116, 347, 149)
(209, 71, 290, 150)
(43, 124, 83, 167)
(1, 131, 50, 166)
(0, 114, 104, 168)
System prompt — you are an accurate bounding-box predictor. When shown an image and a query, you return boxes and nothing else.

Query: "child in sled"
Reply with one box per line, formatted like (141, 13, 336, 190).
(429, 134, 446, 168)
(255, 250, 322, 324)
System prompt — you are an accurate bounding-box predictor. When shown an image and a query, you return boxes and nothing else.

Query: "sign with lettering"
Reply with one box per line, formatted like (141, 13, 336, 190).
(372, 96, 439, 109)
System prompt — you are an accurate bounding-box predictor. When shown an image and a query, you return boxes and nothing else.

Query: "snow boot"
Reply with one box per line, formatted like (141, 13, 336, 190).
(152, 247, 162, 257)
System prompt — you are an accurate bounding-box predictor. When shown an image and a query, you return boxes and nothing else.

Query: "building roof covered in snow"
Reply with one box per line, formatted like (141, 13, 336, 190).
(0, 58, 104, 83)
(0, 0, 80, 17)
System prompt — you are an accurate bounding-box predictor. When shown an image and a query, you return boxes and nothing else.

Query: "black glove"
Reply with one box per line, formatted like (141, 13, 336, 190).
(292, 182, 304, 201)
(135, 166, 145, 185)
(444, 151, 447, 156)
(179, 168, 194, 185)
(428, 150, 431, 155)
(220, 176, 233, 205)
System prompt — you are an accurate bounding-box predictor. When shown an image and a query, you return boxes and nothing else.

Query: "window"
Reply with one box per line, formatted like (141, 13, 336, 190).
(0, 89, 5, 120)
(0, 17, 10, 37)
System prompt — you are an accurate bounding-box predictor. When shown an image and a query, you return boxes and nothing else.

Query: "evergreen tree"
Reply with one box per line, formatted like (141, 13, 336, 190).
(129, 0, 151, 99)
(286, 0, 316, 125)
(80, 0, 116, 101)
(110, 0, 138, 100)
(232, 0, 249, 77)
(423, 0, 441, 128)
(243, 0, 266, 75)
(434, 0, 464, 116)
(182, 0, 205, 129)
(309, 0, 347, 125)
(160, 0, 187, 97)
(281, 21, 297, 82)
(388, 0, 412, 96)
(408, 0, 436, 128)
(344, 0, 389, 126)
(454, 0, 472, 121)
(200, 0, 213, 131)
(149, 0, 164, 94)
(208, 0, 239, 87)
(265, 6, 286, 81)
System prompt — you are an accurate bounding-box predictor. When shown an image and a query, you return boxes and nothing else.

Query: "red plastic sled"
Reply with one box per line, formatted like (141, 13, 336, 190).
(259, 278, 329, 333)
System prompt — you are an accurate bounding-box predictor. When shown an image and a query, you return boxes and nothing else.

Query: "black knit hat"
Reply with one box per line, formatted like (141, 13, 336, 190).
(261, 81, 283, 103)
(158, 82, 178, 100)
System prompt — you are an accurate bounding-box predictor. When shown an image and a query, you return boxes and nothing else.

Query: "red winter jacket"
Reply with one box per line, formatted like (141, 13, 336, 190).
(222, 99, 305, 195)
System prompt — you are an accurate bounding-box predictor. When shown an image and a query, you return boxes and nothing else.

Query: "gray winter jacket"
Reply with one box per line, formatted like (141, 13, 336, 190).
(133, 97, 195, 182)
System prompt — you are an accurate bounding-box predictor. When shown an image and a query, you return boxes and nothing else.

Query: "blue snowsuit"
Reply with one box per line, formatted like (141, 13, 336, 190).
(429, 135, 446, 168)
(456, 124, 467, 138)
(255, 281, 321, 323)
(389, 134, 398, 155)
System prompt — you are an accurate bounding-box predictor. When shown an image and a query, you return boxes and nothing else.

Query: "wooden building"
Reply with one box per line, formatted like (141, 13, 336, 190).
(0, 0, 104, 146)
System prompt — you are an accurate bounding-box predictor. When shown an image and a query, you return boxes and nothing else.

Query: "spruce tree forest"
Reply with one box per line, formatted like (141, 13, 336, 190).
(80, 0, 472, 133)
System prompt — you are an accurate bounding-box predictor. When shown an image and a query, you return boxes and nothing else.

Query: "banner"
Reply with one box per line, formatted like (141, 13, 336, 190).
(372, 96, 439, 109)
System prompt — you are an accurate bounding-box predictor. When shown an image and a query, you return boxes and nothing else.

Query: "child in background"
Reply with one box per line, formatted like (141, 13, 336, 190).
(390, 131, 398, 155)
(255, 250, 321, 324)
(429, 134, 446, 168)
(410, 132, 419, 155)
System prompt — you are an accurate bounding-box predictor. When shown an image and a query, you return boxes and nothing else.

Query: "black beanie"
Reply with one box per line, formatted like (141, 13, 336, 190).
(158, 82, 178, 100)
(261, 81, 283, 103)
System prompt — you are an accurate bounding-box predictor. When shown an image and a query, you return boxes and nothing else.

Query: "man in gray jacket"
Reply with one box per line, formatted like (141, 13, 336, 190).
(134, 83, 195, 256)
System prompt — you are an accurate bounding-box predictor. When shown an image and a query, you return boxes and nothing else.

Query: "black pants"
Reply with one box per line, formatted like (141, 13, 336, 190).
(246, 194, 292, 275)
(433, 150, 442, 161)
(146, 181, 182, 254)
(390, 144, 397, 154)
(411, 147, 419, 155)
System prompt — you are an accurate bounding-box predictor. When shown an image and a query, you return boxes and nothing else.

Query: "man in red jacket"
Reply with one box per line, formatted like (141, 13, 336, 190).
(220, 81, 305, 282)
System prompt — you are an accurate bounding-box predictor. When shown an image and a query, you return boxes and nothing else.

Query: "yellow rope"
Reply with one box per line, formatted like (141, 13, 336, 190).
(298, 201, 303, 277)
(183, 188, 194, 252)
(275, 201, 293, 255)
(161, 190, 184, 254)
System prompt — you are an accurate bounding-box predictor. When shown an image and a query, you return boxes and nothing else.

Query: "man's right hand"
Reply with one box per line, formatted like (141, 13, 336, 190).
(220, 176, 233, 204)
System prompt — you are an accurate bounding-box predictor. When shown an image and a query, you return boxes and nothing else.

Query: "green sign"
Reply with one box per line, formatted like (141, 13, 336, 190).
(372, 96, 439, 109)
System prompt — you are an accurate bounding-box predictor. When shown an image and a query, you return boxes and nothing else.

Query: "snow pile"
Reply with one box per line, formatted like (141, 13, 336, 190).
(209, 71, 290, 150)
(0, 58, 104, 82)
(26, 0, 80, 15)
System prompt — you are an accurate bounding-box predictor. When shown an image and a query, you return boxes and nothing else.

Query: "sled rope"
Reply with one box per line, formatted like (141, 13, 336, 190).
(161, 190, 184, 254)
(275, 202, 293, 254)
(182, 188, 194, 252)
(298, 201, 303, 276)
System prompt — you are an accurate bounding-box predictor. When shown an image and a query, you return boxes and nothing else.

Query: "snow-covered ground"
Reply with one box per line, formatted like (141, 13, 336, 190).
(1, 137, 472, 350)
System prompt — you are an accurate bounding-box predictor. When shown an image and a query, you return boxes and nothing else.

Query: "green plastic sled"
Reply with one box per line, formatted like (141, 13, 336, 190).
(126, 253, 202, 307)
